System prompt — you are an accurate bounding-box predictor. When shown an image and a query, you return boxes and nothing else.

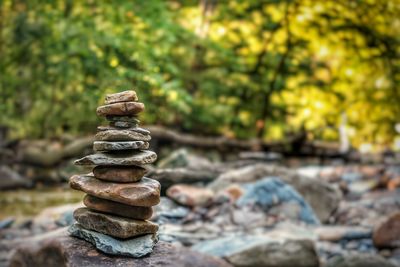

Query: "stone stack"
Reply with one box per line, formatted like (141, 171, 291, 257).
(68, 90, 160, 258)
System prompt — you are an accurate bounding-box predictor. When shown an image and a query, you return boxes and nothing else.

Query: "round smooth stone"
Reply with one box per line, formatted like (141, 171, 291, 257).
(84, 195, 153, 220)
(93, 165, 147, 182)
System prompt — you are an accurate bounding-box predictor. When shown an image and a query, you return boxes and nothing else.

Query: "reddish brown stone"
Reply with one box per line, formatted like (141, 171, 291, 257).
(373, 212, 400, 248)
(70, 175, 160, 207)
(96, 102, 144, 117)
(73, 208, 158, 239)
(84, 195, 153, 220)
(166, 184, 214, 207)
(93, 166, 147, 182)
(105, 90, 138, 104)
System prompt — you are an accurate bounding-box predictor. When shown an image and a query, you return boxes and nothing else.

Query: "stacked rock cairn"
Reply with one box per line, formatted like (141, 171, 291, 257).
(68, 90, 160, 258)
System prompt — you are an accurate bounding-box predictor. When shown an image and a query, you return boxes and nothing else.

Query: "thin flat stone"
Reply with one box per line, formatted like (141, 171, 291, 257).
(106, 115, 140, 124)
(97, 126, 150, 135)
(84, 194, 153, 219)
(93, 165, 147, 182)
(93, 141, 149, 152)
(95, 129, 151, 142)
(70, 175, 160, 207)
(110, 121, 137, 128)
(73, 208, 158, 239)
(97, 102, 144, 117)
(74, 150, 157, 166)
(68, 223, 158, 258)
(105, 90, 138, 104)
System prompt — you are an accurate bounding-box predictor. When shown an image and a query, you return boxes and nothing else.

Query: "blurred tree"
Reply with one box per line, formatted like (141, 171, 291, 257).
(0, 0, 398, 149)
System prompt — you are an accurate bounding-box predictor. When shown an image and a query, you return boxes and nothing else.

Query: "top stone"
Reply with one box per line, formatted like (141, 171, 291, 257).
(105, 90, 138, 104)
(97, 102, 145, 117)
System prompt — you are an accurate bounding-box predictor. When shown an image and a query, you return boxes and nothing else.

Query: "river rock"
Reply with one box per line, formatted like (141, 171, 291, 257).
(208, 164, 341, 222)
(96, 102, 144, 116)
(70, 175, 160, 207)
(313, 225, 372, 242)
(74, 150, 157, 166)
(68, 223, 157, 257)
(93, 141, 149, 152)
(236, 177, 320, 224)
(0, 165, 32, 190)
(93, 165, 147, 182)
(325, 253, 397, 267)
(97, 125, 150, 135)
(373, 212, 400, 248)
(95, 129, 151, 142)
(193, 234, 319, 267)
(74, 208, 158, 239)
(84, 195, 153, 220)
(105, 90, 138, 104)
(9, 227, 231, 267)
(167, 184, 214, 207)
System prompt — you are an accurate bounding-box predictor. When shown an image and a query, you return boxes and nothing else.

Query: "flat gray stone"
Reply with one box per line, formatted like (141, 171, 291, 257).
(106, 115, 140, 123)
(95, 129, 151, 142)
(73, 208, 158, 239)
(68, 223, 158, 258)
(110, 121, 137, 128)
(93, 141, 149, 152)
(97, 126, 150, 135)
(74, 150, 157, 166)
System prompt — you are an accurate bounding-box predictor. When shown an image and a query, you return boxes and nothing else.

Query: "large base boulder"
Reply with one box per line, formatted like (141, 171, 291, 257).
(9, 227, 231, 267)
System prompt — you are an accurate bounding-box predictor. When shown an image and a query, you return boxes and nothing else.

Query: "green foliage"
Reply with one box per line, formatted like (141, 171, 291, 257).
(0, 0, 399, 148)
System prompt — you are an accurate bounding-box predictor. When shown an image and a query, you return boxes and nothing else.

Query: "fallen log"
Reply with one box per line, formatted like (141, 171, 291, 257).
(19, 136, 94, 167)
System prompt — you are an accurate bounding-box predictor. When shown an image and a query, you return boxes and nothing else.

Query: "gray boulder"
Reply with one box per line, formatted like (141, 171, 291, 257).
(209, 164, 341, 222)
(237, 177, 320, 224)
(192, 234, 319, 267)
